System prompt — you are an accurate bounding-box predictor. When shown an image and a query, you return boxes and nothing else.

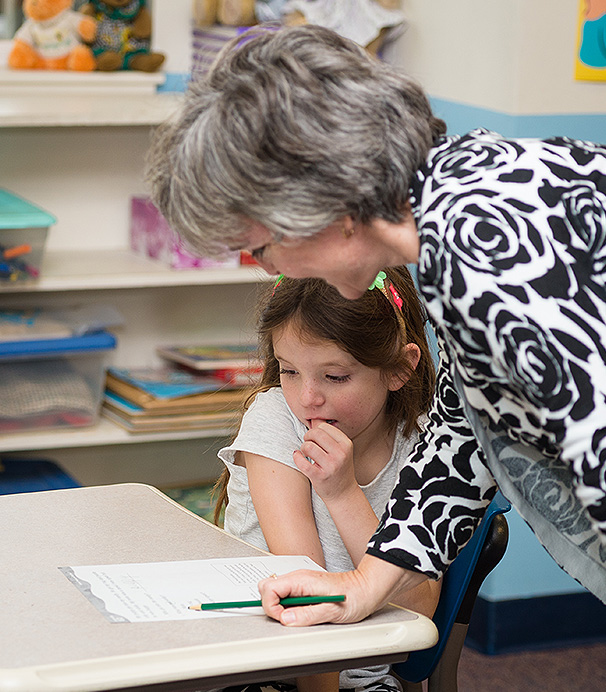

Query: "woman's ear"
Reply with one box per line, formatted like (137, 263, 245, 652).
(387, 343, 421, 391)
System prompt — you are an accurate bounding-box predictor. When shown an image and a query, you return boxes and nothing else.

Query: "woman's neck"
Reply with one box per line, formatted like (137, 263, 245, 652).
(368, 207, 420, 267)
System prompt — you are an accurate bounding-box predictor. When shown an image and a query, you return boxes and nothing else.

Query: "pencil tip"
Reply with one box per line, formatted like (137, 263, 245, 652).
(188, 604, 202, 611)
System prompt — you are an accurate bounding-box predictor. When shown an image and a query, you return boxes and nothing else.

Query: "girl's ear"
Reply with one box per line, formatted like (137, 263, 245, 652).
(387, 343, 421, 391)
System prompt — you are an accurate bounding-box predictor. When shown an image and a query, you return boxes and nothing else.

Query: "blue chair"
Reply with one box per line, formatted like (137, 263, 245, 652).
(392, 493, 511, 692)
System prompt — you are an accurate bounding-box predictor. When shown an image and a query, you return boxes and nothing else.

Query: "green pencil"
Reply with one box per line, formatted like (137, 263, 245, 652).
(189, 595, 346, 611)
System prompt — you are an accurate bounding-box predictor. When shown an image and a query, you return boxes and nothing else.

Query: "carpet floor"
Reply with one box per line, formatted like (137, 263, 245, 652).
(457, 641, 606, 691)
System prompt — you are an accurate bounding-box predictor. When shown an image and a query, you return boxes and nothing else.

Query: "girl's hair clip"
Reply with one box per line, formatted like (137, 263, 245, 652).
(368, 271, 387, 291)
(389, 283, 403, 310)
(271, 274, 285, 296)
(369, 271, 404, 314)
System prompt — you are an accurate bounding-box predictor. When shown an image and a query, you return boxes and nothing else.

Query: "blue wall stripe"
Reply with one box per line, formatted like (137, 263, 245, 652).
(158, 72, 190, 93)
(430, 97, 606, 144)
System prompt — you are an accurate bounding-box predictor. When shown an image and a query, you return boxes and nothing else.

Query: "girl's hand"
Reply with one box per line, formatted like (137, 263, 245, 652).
(293, 421, 357, 503)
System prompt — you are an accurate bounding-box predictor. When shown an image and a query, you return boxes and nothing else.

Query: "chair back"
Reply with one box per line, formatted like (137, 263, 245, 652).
(393, 492, 511, 684)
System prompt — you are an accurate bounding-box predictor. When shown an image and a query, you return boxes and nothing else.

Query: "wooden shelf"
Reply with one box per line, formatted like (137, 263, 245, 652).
(0, 92, 183, 127)
(0, 70, 183, 127)
(0, 248, 271, 292)
(0, 416, 234, 453)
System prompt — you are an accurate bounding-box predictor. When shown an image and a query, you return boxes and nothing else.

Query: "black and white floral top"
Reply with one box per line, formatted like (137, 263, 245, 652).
(368, 130, 606, 598)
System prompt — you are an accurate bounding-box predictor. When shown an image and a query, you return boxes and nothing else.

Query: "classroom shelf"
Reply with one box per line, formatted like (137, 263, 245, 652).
(0, 61, 254, 483)
(0, 248, 271, 292)
(0, 416, 235, 452)
(0, 69, 183, 127)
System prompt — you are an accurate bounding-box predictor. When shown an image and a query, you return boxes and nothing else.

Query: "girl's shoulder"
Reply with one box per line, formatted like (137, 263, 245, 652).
(245, 386, 306, 435)
(248, 386, 289, 414)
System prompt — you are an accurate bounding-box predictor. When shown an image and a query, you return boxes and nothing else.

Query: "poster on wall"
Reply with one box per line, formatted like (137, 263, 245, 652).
(575, 0, 606, 80)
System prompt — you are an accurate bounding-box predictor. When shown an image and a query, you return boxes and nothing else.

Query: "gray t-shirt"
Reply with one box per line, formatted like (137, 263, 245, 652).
(217, 387, 423, 691)
(219, 387, 421, 573)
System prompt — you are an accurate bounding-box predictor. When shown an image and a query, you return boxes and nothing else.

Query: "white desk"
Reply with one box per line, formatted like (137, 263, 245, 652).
(0, 483, 438, 691)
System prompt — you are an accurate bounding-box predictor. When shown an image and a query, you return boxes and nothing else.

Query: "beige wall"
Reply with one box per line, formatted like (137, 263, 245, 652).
(391, 0, 605, 115)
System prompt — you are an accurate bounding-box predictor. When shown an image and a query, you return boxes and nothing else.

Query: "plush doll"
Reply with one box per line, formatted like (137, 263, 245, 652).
(80, 0, 165, 72)
(283, 0, 404, 56)
(217, 0, 257, 26)
(192, 0, 219, 27)
(8, 0, 97, 71)
(192, 0, 257, 27)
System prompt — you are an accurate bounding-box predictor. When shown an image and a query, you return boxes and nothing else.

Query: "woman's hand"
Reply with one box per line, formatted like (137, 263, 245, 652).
(259, 554, 427, 627)
(293, 421, 357, 503)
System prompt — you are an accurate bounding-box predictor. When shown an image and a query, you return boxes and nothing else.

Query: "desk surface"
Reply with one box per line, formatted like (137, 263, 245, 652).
(0, 483, 438, 692)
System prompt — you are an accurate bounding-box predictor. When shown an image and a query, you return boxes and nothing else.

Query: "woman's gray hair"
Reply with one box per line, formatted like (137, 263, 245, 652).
(146, 24, 446, 258)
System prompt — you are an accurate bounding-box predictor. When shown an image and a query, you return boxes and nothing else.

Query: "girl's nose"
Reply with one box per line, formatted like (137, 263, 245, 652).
(299, 379, 325, 407)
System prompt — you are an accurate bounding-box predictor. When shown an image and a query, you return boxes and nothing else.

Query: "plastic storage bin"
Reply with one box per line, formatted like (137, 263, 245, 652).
(0, 188, 56, 283)
(0, 458, 80, 495)
(0, 331, 116, 432)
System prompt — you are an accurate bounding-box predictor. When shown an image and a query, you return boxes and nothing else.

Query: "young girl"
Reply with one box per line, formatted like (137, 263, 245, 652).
(213, 267, 440, 692)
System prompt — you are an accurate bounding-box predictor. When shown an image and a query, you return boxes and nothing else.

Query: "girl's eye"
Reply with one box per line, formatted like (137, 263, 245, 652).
(326, 374, 351, 383)
(279, 367, 297, 376)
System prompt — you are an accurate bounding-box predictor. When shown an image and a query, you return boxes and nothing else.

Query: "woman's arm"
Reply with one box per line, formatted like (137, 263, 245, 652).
(259, 552, 428, 626)
(368, 347, 496, 578)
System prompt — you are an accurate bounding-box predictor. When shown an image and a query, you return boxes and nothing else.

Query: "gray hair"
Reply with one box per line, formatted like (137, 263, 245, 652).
(146, 24, 446, 258)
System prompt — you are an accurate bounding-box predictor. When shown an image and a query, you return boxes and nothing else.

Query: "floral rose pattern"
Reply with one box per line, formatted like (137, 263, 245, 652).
(368, 130, 606, 592)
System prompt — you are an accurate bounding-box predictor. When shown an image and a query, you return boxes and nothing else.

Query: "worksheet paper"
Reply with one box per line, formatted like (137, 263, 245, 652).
(60, 555, 323, 623)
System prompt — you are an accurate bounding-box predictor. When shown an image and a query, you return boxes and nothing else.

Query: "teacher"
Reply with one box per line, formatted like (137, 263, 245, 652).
(147, 25, 606, 626)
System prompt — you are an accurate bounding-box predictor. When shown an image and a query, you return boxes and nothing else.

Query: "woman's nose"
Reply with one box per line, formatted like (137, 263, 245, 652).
(253, 254, 278, 276)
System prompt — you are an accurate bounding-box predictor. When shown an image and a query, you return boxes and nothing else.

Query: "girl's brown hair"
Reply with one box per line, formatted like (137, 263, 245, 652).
(213, 266, 435, 524)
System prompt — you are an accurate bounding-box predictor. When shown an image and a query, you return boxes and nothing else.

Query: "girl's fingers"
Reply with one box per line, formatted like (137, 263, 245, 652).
(293, 448, 320, 474)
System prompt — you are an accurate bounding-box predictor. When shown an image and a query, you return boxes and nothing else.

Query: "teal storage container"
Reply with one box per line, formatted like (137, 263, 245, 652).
(0, 188, 56, 283)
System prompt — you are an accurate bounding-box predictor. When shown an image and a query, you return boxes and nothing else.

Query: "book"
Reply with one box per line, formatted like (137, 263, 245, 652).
(0, 306, 123, 342)
(105, 366, 250, 411)
(102, 404, 239, 433)
(104, 389, 246, 417)
(156, 344, 261, 372)
(0, 308, 72, 342)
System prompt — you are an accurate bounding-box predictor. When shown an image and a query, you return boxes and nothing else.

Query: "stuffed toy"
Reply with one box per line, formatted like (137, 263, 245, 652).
(192, 0, 256, 27)
(80, 0, 165, 72)
(283, 0, 404, 56)
(192, 0, 219, 27)
(8, 0, 97, 71)
(217, 0, 257, 26)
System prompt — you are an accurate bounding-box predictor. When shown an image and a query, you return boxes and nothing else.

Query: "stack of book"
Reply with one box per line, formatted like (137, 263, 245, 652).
(103, 344, 262, 433)
(155, 343, 262, 385)
(102, 368, 247, 434)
